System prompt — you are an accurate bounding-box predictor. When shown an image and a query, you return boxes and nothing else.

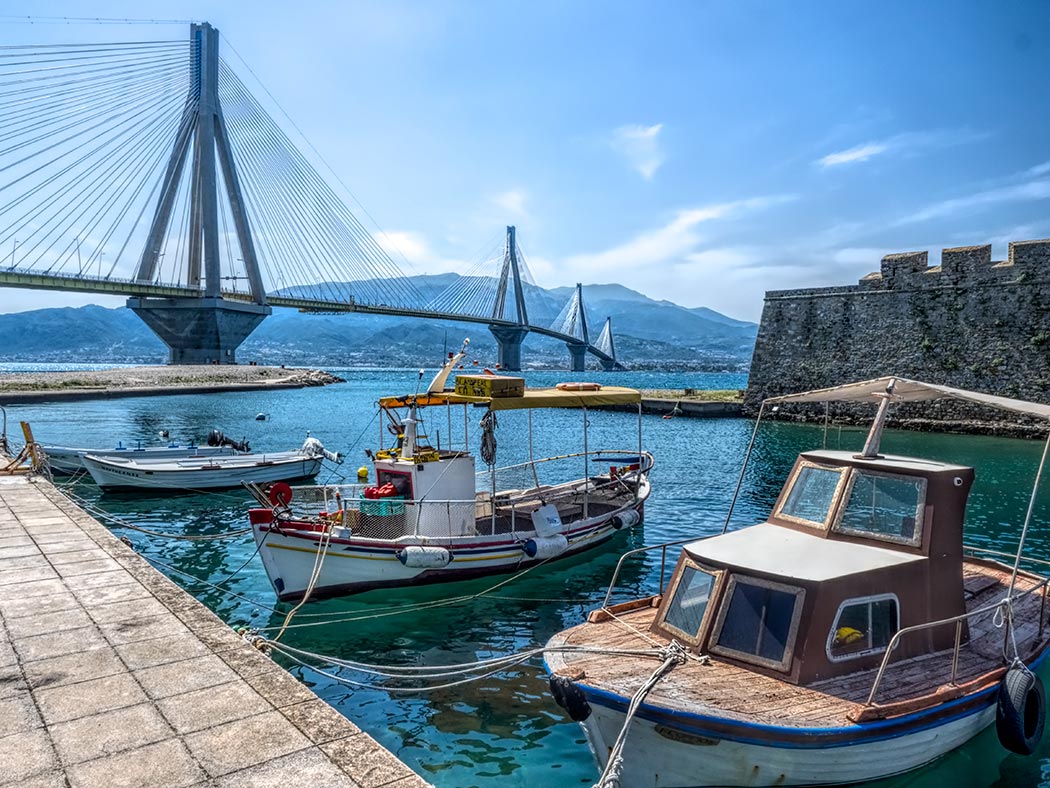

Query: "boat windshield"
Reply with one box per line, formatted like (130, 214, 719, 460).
(711, 576, 804, 671)
(658, 562, 717, 642)
(777, 464, 846, 528)
(833, 470, 926, 546)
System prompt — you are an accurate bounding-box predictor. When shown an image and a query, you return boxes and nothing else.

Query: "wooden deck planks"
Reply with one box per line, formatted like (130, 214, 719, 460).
(549, 561, 1049, 728)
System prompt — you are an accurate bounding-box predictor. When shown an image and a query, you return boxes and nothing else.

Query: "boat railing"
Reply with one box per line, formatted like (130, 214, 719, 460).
(600, 533, 721, 609)
(864, 566, 1050, 709)
(279, 456, 647, 540)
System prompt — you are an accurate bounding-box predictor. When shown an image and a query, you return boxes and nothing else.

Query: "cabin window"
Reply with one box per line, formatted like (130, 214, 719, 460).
(834, 471, 925, 546)
(827, 595, 899, 661)
(776, 463, 847, 528)
(710, 576, 804, 671)
(657, 561, 718, 643)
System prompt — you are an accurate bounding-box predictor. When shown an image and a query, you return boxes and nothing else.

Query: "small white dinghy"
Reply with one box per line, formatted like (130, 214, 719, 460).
(83, 436, 340, 491)
(41, 429, 248, 475)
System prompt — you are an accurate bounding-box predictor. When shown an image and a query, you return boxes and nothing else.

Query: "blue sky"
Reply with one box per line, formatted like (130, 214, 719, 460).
(1, 1, 1048, 321)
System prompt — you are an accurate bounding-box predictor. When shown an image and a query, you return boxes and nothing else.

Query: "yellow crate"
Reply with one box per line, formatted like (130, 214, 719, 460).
(454, 374, 525, 398)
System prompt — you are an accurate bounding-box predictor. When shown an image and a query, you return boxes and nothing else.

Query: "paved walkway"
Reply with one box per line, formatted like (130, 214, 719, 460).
(0, 475, 430, 788)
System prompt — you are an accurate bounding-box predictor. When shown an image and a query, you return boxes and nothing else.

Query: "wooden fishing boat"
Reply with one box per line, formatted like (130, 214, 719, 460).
(247, 344, 653, 601)
(83, 436, 337, 491)
(545, 377, 1050, 787)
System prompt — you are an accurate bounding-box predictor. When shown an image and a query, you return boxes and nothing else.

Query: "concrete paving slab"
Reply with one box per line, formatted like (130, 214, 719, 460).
(0, 690, 42, 736)
(13, 624, 108, 662)
(183, 710, 311, 777)
(215, 746, 363, 788)
(134, 653, 239, 700)
(23, 646, 126, 690)
(0, 728, 57, 783)
(65, 738, 205, 788)
(4, 607, 94, 639)
(35, 670, 147, 724)
(0, 590, 79, 620)
(49, 702, 174, 765)
(157, 679, 272, 734)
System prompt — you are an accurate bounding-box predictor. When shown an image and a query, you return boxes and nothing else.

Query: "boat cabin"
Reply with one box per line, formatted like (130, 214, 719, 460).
(651, 449, 975, 684)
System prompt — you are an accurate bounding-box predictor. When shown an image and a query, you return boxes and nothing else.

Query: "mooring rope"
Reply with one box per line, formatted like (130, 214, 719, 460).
(592, 640, 690, 788)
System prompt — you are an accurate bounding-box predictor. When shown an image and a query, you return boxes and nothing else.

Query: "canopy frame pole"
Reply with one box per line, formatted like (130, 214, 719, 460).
(583, 405, 590, 519)
(637, 401, 643, 501)
(722, 402, 766, 534)
(529, 410, 540, 489)
(1009, 425, 1050, 601)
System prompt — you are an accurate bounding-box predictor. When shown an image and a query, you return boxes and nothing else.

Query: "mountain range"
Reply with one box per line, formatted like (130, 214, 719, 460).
(0, 277, 757, 370)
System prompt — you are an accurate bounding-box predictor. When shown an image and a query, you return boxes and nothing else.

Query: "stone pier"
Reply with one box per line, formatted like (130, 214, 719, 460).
(0, 475, 429, 788)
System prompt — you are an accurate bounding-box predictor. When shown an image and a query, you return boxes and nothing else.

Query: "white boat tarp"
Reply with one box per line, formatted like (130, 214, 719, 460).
(764, 376, 1050, 420)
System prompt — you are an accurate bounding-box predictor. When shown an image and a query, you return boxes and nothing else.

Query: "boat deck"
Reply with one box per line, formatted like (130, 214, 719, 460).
(547, 561, 1049, 728)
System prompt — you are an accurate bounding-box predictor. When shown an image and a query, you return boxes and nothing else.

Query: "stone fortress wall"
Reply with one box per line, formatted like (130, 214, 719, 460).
(744, 239, 1050, 420)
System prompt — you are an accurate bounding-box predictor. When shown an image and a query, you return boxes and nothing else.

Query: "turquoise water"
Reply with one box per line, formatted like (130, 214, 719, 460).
(6, 367, 1050, 787)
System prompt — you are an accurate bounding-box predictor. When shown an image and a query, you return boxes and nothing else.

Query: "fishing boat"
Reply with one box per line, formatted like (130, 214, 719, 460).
(545, 377, 1050, 787)
(83, 435, 338, 492)
(41, 429, 249, 475)
(246, 344, 653, 601)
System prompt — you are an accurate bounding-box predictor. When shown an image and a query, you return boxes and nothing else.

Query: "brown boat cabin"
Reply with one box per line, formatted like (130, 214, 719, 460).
(650, 449, 975, 684)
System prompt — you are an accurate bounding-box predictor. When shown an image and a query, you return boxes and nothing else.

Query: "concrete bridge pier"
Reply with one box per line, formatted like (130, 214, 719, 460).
(489, 324, 529, 371)
(567, 341, 588, 373)
(128, 296, 271, 364)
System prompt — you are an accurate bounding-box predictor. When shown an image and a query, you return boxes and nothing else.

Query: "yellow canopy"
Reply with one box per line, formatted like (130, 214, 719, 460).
(378, 386, 641, 411)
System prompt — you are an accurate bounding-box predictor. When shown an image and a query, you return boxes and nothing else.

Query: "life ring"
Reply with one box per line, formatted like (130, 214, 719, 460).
(556, 382, 602, 392)
(268, 482, 293, 507)
(996, 663, 1046, 755)
(549, 675, 592, 722)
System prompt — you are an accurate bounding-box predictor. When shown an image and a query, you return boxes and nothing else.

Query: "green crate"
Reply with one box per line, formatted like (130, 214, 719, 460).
(360, 495, 405, 516)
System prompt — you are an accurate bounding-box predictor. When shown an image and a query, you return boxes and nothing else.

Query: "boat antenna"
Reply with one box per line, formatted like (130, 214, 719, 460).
(413, 368, 425, 400)
(857, 378, 897, 459)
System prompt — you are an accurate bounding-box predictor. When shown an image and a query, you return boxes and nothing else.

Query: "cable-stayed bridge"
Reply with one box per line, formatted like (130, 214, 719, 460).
(0, 22, 621, 371)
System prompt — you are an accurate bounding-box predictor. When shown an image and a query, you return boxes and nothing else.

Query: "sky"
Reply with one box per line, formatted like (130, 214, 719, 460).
(0, 0, 1048, 321)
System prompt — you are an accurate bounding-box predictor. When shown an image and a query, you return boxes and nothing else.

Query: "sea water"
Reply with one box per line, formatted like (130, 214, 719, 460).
(5, 367, 1050, 787)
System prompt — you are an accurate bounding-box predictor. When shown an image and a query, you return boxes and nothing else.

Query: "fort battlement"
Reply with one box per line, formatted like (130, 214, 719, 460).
(746, 238, 1050, 421)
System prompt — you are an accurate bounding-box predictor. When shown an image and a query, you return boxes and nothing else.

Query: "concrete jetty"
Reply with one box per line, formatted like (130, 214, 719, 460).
(0, 474, 429, 787)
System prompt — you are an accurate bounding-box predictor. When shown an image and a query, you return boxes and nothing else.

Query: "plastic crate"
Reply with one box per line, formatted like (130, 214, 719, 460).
(360, 495, 406, 516)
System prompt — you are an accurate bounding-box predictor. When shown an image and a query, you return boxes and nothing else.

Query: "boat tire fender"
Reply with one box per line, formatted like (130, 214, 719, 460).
(549, 675, 591, 722)
(611, 509, 642, 530)
(996, 663, 1046, 755)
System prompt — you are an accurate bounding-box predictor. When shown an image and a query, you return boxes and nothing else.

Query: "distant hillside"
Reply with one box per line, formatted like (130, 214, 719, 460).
(0, 277, 757, 370)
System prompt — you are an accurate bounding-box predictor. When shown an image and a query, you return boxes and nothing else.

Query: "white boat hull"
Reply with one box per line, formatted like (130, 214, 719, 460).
(83, 453, 322, 491)
(250, 484, 649, 600)
(578, 691, 996, 787)
(42, 444, 233, 475)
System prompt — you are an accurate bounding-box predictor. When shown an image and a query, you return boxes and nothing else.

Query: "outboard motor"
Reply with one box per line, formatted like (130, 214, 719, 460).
(300, 436, 343, 464)
(207, 429, 250, 453)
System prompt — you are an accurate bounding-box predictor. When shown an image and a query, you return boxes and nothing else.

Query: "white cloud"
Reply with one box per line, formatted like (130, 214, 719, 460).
(899, 179, 1050, 225)
(611, 123, 665, 179)
(1026, 161, 1050, 178)
(491, 189, 528, 218)
(817, 142, 890, 168)
(564, 195, 794, 276)
(372, 230, 467, 275)
(816, 128, 987, 169)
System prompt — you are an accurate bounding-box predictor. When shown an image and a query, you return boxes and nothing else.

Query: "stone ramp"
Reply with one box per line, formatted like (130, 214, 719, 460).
(0, 475, 430, 788)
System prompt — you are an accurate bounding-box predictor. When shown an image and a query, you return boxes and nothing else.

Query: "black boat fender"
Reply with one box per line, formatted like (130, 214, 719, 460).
(996, 662, 1046, 755)
(550, 674, 592, 722)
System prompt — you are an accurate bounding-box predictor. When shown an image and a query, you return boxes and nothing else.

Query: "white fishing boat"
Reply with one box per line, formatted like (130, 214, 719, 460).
(83, 436, 338, 491)
(545, 378, 1050, 788)
(41, 429, 249, 475)
(247, 344, 653, 601)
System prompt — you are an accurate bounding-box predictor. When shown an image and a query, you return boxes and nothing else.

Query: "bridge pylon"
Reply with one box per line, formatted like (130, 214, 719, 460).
(595, 316, 618, 371)
(560, 283, 589, 372)
(488, 226, 530, 371)
(128, 22, 270, 364)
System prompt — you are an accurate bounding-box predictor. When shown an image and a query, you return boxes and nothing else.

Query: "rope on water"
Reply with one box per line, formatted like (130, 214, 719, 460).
(592, 640, 691, 788)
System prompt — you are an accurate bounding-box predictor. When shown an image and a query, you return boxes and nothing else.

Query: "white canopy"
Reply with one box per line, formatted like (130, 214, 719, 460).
(763, 376, 1050, 420)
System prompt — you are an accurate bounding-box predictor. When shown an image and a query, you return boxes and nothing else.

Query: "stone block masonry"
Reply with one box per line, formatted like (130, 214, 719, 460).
(745, 239, 1050, 422)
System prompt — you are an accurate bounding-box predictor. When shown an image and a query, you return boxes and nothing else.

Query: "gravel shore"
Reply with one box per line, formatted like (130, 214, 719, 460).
(0, 365, 344, 403)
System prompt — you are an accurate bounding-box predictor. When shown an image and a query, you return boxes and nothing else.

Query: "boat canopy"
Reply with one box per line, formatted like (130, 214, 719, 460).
(378, 386, 642, 411)
(764, 376, 1050, 420)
